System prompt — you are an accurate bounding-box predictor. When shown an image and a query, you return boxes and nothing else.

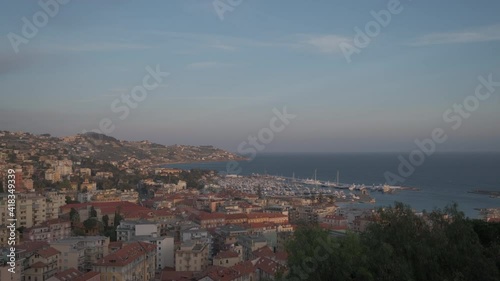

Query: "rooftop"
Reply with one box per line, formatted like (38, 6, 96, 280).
(94, 242, 156, 267)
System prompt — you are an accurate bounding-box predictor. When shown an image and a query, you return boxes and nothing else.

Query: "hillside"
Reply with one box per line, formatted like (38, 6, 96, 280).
(0, 131, 243, 165)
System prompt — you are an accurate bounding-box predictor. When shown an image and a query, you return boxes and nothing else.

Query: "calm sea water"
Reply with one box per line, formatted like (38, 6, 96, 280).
(165, 153, 500, 218)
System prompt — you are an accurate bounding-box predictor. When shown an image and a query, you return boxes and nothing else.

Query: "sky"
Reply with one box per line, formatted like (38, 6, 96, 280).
(0, 0, 499, 153)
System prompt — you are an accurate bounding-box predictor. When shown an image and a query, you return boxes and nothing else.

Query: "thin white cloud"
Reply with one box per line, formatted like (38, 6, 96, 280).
(48, 42, 152, 52)
(209, 42, 237, 51)
(185, 61, 233, 70)
(162, 96, 270, 100)
(410, 24, 500, 46)
(296, 34, 353, 54)
(147, 30, 351, 54)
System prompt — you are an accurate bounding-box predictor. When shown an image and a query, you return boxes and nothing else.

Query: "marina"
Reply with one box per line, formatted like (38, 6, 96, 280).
(214, 172, 420, 204)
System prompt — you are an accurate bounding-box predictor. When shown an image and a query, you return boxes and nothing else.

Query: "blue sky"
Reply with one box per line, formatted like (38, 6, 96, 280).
(1, 0, 499, 152)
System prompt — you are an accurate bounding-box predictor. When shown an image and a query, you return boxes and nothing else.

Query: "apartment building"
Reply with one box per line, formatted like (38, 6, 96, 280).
(45, 192, 66, 220)
(289, 205, 336, 225)
(25, 218, 71, 243)
(50, 236, 109, 272)
(130, 235, 175, 271)
(93, 242, 156, 281)
(213, 246, 242, 268)
(13, 194, 47, 228)
(24, 247, 61, 281)
(237, 235, 268, 261)
(193, 212, 226, 229)
(116, 220, 159, 242)
(175, 241, 210, 272)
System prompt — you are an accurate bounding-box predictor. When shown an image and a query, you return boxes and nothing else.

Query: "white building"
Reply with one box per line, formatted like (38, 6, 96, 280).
(131, 235, 175, 271)
(116, 220, 159, 241)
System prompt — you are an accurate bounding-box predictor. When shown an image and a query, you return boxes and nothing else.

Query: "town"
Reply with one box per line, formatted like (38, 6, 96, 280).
(1, 130, 499, 281)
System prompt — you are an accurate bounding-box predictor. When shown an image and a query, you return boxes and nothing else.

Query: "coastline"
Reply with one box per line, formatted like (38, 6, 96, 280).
(150, 157, 248, 169)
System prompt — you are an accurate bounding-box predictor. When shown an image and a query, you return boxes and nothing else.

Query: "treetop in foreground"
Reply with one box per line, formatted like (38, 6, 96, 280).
(285, 202, 500, 281)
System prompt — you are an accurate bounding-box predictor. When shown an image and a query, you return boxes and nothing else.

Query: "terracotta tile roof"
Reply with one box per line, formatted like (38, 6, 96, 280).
(108, 241, 124, 251)
(53, 268, 82, 281)
(31, 261, 47, 268)
(37, 247, 60, 258)
(225, 213, 247, 220)
(252, 246, 274, 258)
(17, 241, 49, 253)
(153, 209, 174, 216)
(246, 213, 269, 219)
(230, 261, 255, 276)
(94, 241, 156, 267)
(197, 211, 226, 220)
(255, 257, 283, 275)
(203, 266, 239, 281)
(74, 271, 100, 281)
(160, 270, 194, 281)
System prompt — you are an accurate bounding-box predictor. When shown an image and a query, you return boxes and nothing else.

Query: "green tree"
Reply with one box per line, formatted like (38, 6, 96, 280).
(65, 196, 75, 204)
(55, 179, 71, 190)
(284, 203, 500, 281)
(113, 211, 124, 227)
(69, 208, 80, 224)
(83, 218, 98, 230)
(286, 224, 371, 281)
(361, 203, 499, 281)
(90, 206, 97, 218)
(102, 215, 109, 228)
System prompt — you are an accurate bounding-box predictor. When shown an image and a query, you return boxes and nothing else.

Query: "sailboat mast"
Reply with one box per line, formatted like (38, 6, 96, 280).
(314, 169, 318, 188)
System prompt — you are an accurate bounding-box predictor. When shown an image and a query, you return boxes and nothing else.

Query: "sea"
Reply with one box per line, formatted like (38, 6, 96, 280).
(164, 153, 500, 218)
